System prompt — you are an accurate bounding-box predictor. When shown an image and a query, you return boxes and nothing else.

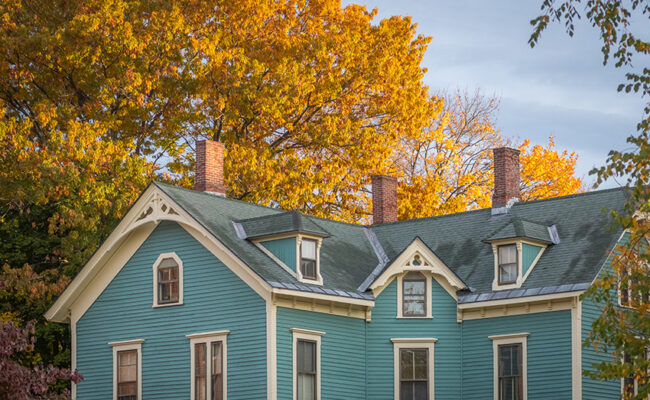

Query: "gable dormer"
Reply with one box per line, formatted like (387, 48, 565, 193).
(235, 211, 330, 285)
(485, 218, 559, 290)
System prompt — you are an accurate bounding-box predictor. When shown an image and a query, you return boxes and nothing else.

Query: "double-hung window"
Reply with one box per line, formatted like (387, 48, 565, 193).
(498, 344, 523, 400)
(110, 339, 143, 400)
(498, 245, 518, 285)
(399, 348, 429, 400)
(300, 239, 317, 280)
(188, 331, 228, 400)
(392, 338, 436, 400)
(490, 333, 528, 400)
(402, 272, 427, 317)
(292, 328, 324, 400)
(297, 340, 317, 400)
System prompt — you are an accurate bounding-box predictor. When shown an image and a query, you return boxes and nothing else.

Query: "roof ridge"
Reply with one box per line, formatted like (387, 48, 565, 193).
(370, 186, 628, 227)
(154, 181, 285, 213)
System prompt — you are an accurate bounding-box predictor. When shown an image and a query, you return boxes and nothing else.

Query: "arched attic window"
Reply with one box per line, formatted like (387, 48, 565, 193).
(153, 253, 183, 307)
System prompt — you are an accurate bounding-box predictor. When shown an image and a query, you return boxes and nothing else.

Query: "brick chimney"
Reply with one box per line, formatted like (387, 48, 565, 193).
(492, 147, 520, 208)
(194, 139, 226, 196)
(371, 175, 397, 224)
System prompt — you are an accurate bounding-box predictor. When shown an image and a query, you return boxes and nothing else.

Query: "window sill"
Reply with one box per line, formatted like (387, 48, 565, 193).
(396, 315, 433, 320)
(152, 302, 183, 308)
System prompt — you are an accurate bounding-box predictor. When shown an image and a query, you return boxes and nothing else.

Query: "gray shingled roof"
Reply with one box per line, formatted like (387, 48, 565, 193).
(371, 188, 628, 296)
(154, 182, 376, 300)
(155, 181, 628, 303)
(484, 217, 553, 244)
(236, 211, 330, 239)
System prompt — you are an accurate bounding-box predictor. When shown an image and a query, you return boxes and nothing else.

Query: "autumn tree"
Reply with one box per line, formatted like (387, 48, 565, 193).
(397, 89, 582, 220)
(529, 1, 650, 396)
(0, 317, 82, 399)
(0, 0, 583, 381)
(0, 0, 439, 371)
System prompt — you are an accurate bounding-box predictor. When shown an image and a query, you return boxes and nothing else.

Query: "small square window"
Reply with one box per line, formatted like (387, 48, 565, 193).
(498, 245, 518, 285)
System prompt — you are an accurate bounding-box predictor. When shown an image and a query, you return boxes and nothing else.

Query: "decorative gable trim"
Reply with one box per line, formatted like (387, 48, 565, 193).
(45, 184, 272, 324)
(368, 238, 467, 298)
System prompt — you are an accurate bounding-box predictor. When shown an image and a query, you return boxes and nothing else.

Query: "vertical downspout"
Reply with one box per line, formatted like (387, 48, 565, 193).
(460, 317, 463, 400)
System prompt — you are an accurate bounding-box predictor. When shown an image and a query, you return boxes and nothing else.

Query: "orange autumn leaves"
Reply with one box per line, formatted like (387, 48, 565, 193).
(397, 90, 582, 220)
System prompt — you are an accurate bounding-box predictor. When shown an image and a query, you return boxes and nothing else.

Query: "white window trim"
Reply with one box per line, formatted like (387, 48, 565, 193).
(291, 328, 325, 400)
(296, 236, 324, 286)
(396, 272, 433, 319)
(152, 252, 183, 307)
(109, 339, 144, 400)
(391, 338, 437, 400)
(491, 240, 546, 291)
(187, 330, 229, 400)
(490, 333, 529, 400)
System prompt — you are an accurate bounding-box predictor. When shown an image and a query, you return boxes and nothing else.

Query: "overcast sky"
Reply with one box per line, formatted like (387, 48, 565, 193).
(344, 0, 648, 188)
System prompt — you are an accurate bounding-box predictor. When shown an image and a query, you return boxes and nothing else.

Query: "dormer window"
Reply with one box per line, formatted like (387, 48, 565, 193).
(153, 253, 183, 307)
(300, 239, 317, 280)
(498, 244, 518, 285)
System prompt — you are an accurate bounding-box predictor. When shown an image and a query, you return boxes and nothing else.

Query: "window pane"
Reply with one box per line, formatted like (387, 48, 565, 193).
(297, 373, 315, 400)
(297, 340, 316, 373)
(301, 240, 316, 259)
(498, 245, 517, 264)
(210, 342, 222, 400)
(195, 343, 206, 400)
(400, 381, 414, 400)
(400, 349, 412, 380)
(159, 257, 178, 269)
(414, 350, 428, 380)
(301, 260, 317, 279)
(404, 280, 425, 295)
(118, 350, 137, 383)
(499, 264, 518, 284)
(414, 381, 428, 400)
(403, 275, 426, 316)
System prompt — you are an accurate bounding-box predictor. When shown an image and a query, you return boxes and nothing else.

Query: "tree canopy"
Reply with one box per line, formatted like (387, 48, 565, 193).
(0, 0, 583, 388)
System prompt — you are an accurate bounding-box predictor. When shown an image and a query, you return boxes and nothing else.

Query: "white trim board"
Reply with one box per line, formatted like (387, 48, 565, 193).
(46, 184, 274, 324)
(370, 238, 467, 298)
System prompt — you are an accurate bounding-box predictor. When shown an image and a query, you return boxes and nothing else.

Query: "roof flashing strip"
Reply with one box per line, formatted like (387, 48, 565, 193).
(357, 228, 390, 292)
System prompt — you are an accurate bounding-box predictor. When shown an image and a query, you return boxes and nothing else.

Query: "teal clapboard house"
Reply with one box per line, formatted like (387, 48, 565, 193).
(46, 142, 630, 400)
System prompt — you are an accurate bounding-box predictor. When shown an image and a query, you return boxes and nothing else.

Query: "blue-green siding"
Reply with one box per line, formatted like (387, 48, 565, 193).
(522, 243, 543, 276)
(276, 307, 366, 400)
(582, 297, 620, 398)
(461, 310, 572, 399)
(367, 277, 461, 399)
(76, 221, 267, 399)
(581, 250, 622, 399)
(261, 237, 297, 272)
